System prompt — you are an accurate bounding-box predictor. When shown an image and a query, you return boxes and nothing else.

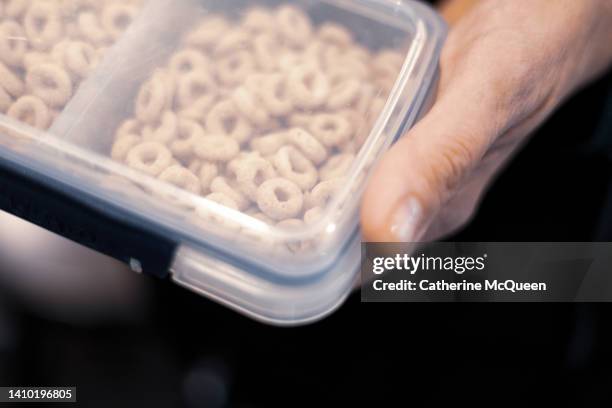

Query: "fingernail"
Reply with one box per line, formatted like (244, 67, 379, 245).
(390, 197, 427, 242)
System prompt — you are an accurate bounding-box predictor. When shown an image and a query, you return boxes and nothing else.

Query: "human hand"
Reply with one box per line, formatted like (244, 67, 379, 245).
(361, 0, 612, 242)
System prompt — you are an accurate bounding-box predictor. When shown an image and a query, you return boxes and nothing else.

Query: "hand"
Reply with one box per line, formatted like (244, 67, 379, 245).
(361, 0, 612, 242)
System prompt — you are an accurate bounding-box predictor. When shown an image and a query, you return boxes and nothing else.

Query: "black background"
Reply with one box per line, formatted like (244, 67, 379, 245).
(2, 16, 612, 408)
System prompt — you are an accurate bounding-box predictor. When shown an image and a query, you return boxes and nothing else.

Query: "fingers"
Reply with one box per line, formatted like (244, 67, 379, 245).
(360, 83, 498, 242)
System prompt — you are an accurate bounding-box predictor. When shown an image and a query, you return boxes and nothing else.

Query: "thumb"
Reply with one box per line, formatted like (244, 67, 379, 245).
(360, 72, 505, 242)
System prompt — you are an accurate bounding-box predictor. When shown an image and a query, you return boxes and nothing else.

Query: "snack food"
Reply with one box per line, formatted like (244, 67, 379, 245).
(0, 0, 143, 130)
(111, 4, 404, 229)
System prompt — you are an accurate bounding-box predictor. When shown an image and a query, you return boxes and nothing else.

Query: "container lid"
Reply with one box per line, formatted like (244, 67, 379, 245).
(0, 0, 446, 325)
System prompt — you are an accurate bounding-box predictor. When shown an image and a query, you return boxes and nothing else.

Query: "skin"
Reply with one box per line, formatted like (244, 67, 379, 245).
(361, 0, 612, 242)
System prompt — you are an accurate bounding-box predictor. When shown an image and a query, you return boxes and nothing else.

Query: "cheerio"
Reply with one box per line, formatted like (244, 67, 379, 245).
(0, 0, 446, 325)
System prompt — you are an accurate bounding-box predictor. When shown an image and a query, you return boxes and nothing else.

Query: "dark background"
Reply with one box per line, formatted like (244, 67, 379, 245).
(1, 39, 612, 408)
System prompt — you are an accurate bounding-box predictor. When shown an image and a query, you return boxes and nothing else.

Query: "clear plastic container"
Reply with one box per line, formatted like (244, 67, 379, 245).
(0, 0, 446, 325)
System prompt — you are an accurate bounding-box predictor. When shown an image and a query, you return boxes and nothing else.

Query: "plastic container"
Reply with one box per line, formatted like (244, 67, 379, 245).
(0, 0, 446, 325)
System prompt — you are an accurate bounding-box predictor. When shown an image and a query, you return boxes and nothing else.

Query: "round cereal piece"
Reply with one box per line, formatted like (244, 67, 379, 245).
(26, 63, 72, 107)
(257, 178, 304, 221)
(158, 165, 201, 195)
(7, 95, 51, 130)
(64, 41, 100, 78)
(4, 0, 29, 19)
(101, 3, 138, 40)
(205, 99, 252, 144)
(275, 5, 312, 48)
(215, 50, 255, 86)
(111, 133, 142, 162)
(286, 127, 328, 165)
(242, 7, 276, 34)
(288, 63, 329, 109)
(185, 16, 230, 51)
(24, 1, 63, 50)
(273, 146, 318, 191)
(0, 21, 27, 66)
(309, 113, 352, 147)
(259, 73, 293, 116)
(177, 70, 216, 110)
(231, 85, 270, 126)
(320, 153, 355, 181)
(210, 176, 250, 210)
(231, 156, 277, 200)
(77, 12, 109, 46)
(304, 206, 324, 224)
(327, 76, 361, 110)
(0, 61, 24, 98)
(170, 117, 204, 159)
(253, 33, 280, 71)
(197, 161, 219, 192)
(143, 110, 178, 144)
(0, 87, 12, 112)
(250, 131, 288, 156)
(194, 135, 240, 162)
(115, 118, 143, 140)
(126, 141, 173, 176)
(135, 70, 175, 123)
(169, 48, 209, 75)
(305, 178, 344, 209)
(317, 22, 353, 48)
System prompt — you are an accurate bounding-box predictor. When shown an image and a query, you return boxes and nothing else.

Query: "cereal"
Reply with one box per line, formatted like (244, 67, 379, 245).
(24, 1, 63, 50)
(108, 4, 405, 231)
(144, 110, 178, 144)
(64, 41, 99, 77)
(126, 141, 173, 176)
(26, 63, 72, 107)
(231, 85, 270, 126)
(305, 178, 344, 210)
(210, 176, 250, 211)
(0, 61, 25, 97)
(286, 127, 327, 165)
(216, 50, 255, 86)
(205, 99, 252, 144)
(257, 178, 303, 221)
(276, 5, 312, 48)
(250, 131, 287, 156)
(194, 135, 240, 162)
(170, 117, 205, 160)
(231, 155, 277, 200)
(254, 74, 291, 117)
(197, 162, 219, 192)
(0, 21, 27, 66)
(7, 95, 50, 129)
(288, 63, 329, 109)
(158, 165, 201, 195)
(135, 70, 174, 122)
(273, 146, 318, 191)
(110, 133, 141, 161)
(309, 113, 352, 147)
(101, 3, 138, 40)
(169, 49, 209, 75)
